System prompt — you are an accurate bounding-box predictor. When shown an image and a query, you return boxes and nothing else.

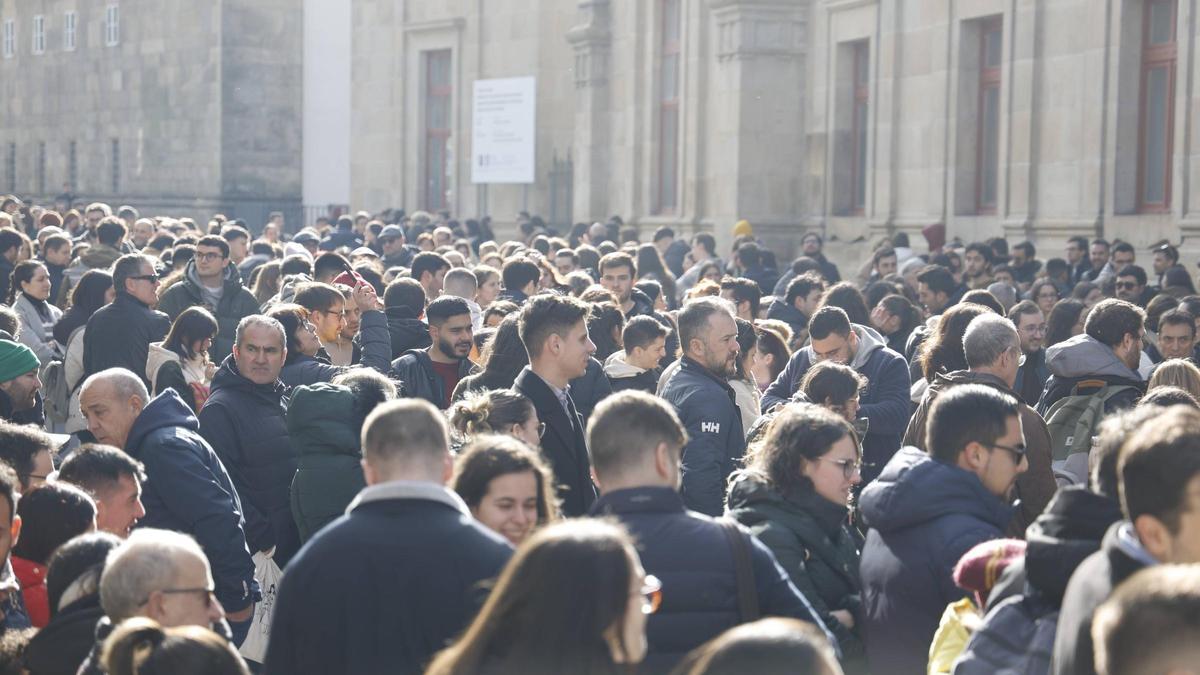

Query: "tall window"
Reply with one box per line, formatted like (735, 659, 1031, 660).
(1138, 0, 1176, 212)
(110, 139, 120, 193)
(850, 41, 870, 214)
(976, 19, 1002, 213)
(31, 16, 44, 55)
(105, 5, 119, 47)
(657, 0, 681, 214)
(2, 20, 14, 59)
(64, 11, 77, 51)
(36, 142, 45, 194)
(68, 141, 77, 190)
(423, 50, 452, 211)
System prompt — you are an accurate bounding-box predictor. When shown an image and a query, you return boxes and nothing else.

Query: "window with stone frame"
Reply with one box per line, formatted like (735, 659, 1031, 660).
(31, 15, 44, 55)
(2, 19, 15, 59)
(64, 11, 77, 51)
(850, 40, 870, 215)
(423, 49, 452, 211)
(975, 17, 1002, 214)
(656, 0, 681, 215)
(1138, 0, 1176, 212)
(105, 4, 119, 47)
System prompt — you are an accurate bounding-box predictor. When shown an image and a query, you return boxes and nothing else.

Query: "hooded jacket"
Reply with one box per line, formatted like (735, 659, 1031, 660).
(952, 488, 1123, 675)
(626, 288, 681, 370)
(157, 261, 260, 363)
(198, 357, 301, 567)
(288, 383, 366, 542)
(858, 447, 1015, 675)
(126, 390, 259, 612)
(384, 306, 432, 359)
(765, 297, 808, 339)
(726, 473, 866, 669)
(1036, 333, 1145, 416)
(83, 293, 171, 386)
(1052, 522, 1153, 675)
(763, 324, 911, 484)
(265, 481, 512, 675)
(604, 350, 658, 394)
(902, 370, 1058, 537)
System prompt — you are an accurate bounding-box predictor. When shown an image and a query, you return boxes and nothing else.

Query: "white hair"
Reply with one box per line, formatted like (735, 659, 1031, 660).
(80, 368, 149, 404)
(99, 528, 208, 621)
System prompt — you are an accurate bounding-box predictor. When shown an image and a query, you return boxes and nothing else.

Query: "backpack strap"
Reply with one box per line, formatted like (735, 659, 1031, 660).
(718, 518, 759, 623)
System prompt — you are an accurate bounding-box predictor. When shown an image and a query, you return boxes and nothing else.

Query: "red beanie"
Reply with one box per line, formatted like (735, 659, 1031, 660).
(953, 538, 1026, 609)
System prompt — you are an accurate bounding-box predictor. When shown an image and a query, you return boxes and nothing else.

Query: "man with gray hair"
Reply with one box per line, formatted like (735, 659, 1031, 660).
(266, 399, 512, 675)
(660, 297, 745, 516)
(78, 528, 229, 673)
(198, 315, 301, 567)
(78, 367, 258, 644)
(902, 313, 1057, 533)
(441, 267, 483, 330)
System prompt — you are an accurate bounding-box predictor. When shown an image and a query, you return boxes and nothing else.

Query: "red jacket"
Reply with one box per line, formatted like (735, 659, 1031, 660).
(12, 556, 48, 628)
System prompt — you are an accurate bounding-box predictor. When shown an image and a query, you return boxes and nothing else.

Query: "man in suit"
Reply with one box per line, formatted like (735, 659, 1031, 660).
(514, 293, 598, 516)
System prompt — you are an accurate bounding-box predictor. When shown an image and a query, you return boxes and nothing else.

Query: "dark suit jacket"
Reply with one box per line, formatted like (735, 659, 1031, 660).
(514, 366, 597, 516)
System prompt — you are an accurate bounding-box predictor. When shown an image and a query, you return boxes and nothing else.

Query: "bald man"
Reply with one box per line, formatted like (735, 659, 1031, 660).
(78, 368, 259, 645)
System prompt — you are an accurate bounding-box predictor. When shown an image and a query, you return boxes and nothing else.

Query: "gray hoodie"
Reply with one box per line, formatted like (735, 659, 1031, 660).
(1045, 333, 1141, 382)
(795, 323, 887, 372)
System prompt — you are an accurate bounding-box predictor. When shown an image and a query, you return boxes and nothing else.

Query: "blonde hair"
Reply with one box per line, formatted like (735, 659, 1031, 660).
(1148, 358, 1200, 400)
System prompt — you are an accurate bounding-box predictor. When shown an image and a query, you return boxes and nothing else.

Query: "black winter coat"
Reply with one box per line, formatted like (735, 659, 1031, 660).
(385, 307, 431, 359)
(22, 594, 102, 675)
(83, 294, 170, 385)
(726, 473, 866, 669)
(567, 356, 612, 422)
(264, 484, 512, 675)
(592, 487, 829, 674)
(514, 367, 597, 516)
(1052, 522, 1151, 675)
(389, 349, 476, 409)
(858, 447, 1014, 675)
(125, 390, 258, 612)
(199, 357, 301, 567)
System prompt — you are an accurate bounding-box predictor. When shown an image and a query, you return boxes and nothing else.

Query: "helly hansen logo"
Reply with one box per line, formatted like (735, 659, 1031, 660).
(701, 421, 720, 433)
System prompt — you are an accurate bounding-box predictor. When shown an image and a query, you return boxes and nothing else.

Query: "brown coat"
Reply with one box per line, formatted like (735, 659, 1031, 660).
(902, 369, 1058, 537)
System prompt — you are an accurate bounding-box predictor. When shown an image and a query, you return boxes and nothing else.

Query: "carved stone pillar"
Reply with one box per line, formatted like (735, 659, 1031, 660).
(567, 0, 613, 223)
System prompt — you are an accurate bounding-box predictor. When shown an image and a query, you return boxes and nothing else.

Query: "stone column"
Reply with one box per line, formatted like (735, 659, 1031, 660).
(567, 0, 613, 223)
(706, 0, 807, 257)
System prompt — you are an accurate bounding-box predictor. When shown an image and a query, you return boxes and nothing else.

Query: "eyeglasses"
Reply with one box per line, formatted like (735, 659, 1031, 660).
(988, 442, 1027, 464)
(1116, 281, 1139, 290)
(302, 321, 317, 334)
(819, 457, 862, 480)
(144, 584, 217, 607)
(639, 575, 663, 614)
(194, 251, 226, 262)
(537, 422, 546, 438)
(128, 274, 160, 284)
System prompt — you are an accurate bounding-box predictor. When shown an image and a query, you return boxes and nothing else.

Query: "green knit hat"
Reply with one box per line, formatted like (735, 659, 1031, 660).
(0, 340, 39, 382)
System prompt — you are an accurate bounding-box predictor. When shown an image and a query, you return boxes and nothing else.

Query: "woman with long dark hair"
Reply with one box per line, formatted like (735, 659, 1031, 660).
(426, 519, 655, 675)
(752, 323, 792, 392)
(819, 283, 871, 327)
(146, 306, 219, 411)
(636, 243, 678, 309)
(726, 404, 865, 670)
(918, 302, 993, 383)
(58, 270, 115, 434)
(452, 314, 529, 400)
(1045, 298, 1087, 349)
(9, 260, 63, 367)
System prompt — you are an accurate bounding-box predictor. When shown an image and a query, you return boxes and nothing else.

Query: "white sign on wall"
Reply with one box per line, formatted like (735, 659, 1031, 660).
(471, 76, 536, 184)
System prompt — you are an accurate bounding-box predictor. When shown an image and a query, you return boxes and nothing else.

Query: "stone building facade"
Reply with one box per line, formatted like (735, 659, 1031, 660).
(353, 0, 1200, 260)
(0, 0, 304, 228)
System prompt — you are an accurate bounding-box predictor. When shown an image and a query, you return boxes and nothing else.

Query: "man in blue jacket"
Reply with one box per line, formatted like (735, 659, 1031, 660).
(78, 368, 259, 644)
(858, 384, 1026, 675)
(588, 391, 834, 673)
(661, 297, 744, 516)
(762, 305, 910, 484)
(265, 399, 512, 675)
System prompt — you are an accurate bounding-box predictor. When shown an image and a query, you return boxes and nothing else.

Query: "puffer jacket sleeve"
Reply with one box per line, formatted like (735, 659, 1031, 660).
(355, 310, 392, 374)
(138, 433, 257, 612)
(857, 351, 912, 435)
(752, 521, 864, 658)
(677, 391, 742, 517)
(197, 402, 276, 554)
(749, 533, 840, 654)
(155, 284, 189, 321)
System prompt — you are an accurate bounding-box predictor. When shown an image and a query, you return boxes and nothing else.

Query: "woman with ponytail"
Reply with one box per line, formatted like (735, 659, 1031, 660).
(448, 388, 542, 448)
(101, 617, 249, 675)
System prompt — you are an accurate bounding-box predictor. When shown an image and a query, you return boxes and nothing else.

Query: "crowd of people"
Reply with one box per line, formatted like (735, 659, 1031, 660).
(0, 194, 1197, 674)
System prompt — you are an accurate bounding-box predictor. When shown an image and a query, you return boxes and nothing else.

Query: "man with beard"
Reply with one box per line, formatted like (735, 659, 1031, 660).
(1114, 265, 1156, 307)
(1008, 300, 1050, 405)
(0, 340, 43, 425)
(390, 296, 477, 410)
(660, 297, 745, 516)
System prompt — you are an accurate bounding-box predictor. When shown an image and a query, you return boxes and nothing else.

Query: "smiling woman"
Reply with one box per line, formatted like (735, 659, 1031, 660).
(451, 434, 560, 546)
